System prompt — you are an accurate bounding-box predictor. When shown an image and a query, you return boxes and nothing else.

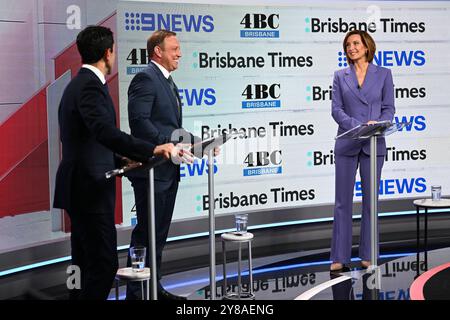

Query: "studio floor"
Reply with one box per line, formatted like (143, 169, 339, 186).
(111, 244, 450, 300)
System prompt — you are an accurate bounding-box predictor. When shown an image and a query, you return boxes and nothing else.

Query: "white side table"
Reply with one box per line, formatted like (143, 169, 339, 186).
(115, 267, 150, 300)
(221, 232, 254, 300)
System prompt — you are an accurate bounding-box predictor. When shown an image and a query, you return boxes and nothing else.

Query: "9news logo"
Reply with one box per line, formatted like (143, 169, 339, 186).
(124, 12, 214, 32)
(338, 50, 426, 68)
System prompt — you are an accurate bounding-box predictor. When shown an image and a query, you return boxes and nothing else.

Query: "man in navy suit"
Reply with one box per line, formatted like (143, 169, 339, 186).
(125, 30, 201, 300)
(53, 26, 178, 300)
(330, 30, 395, 271)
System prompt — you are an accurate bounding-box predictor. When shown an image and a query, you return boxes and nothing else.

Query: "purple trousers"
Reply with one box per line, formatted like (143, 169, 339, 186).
(330, 151, 384, 264)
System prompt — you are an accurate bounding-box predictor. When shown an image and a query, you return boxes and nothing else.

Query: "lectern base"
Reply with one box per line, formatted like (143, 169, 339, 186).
(222, 292, 255, 300)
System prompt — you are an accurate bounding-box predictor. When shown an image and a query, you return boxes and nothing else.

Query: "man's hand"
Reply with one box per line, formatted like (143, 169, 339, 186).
(171, 143, 194, 164)
(121, 157, 142, 169)
(154, 143, 176, 159)
(367, 120, 378, 125)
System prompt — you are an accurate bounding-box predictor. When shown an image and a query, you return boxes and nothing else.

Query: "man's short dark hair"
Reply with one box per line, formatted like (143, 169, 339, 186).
(76, 26, 114, 64)
(147, 30, 177, 58)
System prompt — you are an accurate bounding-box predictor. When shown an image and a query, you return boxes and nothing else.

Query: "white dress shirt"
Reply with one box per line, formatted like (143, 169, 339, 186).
(82, 64, 106, 84)
(151, 60, 171, 79)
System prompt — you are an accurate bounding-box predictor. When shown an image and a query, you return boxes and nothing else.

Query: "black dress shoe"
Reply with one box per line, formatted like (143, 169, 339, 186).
(157, 286, 187, 300)
(329, 264, 350, 274)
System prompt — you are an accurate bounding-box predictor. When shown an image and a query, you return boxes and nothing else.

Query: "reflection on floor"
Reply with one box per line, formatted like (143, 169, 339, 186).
(311, 247, 450, 300)
(150, 245, 450, 300)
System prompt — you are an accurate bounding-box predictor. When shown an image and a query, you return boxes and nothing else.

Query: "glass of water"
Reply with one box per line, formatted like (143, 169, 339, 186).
(431, 185, 441, 201)
(235, 214, 248, 234)
(130, 246, 146, 272)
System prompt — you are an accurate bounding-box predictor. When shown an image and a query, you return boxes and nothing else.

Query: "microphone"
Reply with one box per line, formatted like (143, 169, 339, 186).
(105, 156, 167, 179)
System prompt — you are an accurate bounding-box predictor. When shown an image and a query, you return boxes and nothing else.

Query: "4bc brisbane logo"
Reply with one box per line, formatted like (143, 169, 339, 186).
(240, 13, 280, 38)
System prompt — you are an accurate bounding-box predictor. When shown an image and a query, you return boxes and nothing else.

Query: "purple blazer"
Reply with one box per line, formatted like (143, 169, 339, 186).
(331, 63, 395, 156)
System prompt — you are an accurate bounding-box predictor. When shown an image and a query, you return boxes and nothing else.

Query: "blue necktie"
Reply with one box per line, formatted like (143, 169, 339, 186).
(167, 75, 181, 116)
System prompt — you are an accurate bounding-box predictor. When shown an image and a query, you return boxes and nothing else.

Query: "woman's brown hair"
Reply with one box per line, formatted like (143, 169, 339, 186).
(343, 30, 376, 64)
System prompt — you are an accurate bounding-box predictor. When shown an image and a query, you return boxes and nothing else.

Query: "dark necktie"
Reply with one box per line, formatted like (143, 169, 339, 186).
(167, 75, 181, 116)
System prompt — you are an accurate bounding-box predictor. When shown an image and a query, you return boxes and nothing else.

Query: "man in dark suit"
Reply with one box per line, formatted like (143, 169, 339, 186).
(125, 30, 202, 300)
(53, 26, 179, 300)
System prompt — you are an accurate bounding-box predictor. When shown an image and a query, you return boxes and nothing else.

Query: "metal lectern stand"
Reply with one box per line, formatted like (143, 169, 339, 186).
(192, 133, 237, 300)
(106, 156, 166, 300)
(335, 121, 409, 295)
(207, 147, 216, 300)
(106, 133, 236, 301)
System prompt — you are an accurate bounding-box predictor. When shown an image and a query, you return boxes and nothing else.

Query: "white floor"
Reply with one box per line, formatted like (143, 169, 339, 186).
(0, 211, 67, 253)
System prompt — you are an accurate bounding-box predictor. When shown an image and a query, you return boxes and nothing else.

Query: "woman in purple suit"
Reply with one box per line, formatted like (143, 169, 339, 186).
(330, 30, 395, 271)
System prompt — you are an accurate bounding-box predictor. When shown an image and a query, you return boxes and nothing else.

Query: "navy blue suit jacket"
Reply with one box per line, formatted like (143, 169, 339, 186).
(127, 62, 200, 181)
(332, 63, 395, 156)
(53, 68, 156, 214)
